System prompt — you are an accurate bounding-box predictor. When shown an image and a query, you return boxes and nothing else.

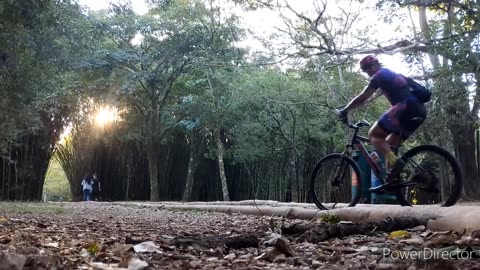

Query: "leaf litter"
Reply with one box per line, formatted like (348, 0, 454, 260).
(0, 202, 479, 269)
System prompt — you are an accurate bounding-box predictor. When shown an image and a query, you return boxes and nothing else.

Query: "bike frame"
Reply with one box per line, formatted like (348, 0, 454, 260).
(340, 123, 419, 189)
(342, 124, 386, 183)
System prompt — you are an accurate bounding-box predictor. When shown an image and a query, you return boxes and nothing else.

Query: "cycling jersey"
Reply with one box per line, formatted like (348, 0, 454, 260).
(368, 68, 413, 105)
(368, 68, 427, 139)
(378, 99, 427, 139)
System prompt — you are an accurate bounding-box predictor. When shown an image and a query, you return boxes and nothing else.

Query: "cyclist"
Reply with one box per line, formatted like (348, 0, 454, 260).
(336, 55, 427, 192)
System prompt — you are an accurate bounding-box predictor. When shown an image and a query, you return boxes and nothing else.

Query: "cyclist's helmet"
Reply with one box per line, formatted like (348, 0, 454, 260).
(359, 55, 379, 71)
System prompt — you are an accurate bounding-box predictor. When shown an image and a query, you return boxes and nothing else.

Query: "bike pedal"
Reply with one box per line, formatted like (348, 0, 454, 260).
(369, 187, 388, 194)
(369, 183, 399, 194)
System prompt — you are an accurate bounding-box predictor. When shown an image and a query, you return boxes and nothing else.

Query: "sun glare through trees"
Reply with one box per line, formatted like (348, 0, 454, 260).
(94, 105, 119, 127)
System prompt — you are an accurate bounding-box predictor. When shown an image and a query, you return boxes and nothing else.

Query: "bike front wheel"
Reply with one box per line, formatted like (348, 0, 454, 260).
(309, 154, 362, 210)
(394, 145, 463, 207)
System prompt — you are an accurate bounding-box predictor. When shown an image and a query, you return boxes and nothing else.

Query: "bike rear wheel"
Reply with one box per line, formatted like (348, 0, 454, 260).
(394, 145, 463, 206)
(309, 154, 362, 210)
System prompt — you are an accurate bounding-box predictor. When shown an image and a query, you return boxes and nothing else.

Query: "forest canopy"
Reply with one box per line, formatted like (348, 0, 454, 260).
(0, 0, 479, 202)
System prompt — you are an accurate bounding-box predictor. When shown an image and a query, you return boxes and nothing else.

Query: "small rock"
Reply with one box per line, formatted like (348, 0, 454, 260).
(188, 260, 202, 269)
(472, 230, 480, 239)
(293, 256, 308, 266)
(133, 241, 161, 253)
(24, 255, 62, 269)
(262, 248, 284, 262)
(0, 252, 26, 270)
(0, 238, 12, 245)
(79, 248, 89, 257)
(231, 259, 249, 268)
(425, 235, 457, 247)
(408, 225, 426, 232)
(224, 253, 236, 260)
(272, 257, 288, 264)
(311, 260, 321, 269)
(239, 254, 253, 260)
(264, 233, 297, 257)
(17, 246, 40, 255)
(400, 237, 425, 245)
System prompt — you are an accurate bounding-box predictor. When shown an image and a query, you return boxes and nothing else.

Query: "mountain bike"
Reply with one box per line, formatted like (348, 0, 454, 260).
(309, 115, 463, 210)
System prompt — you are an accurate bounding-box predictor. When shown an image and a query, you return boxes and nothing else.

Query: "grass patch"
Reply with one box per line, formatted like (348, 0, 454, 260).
(0, 202, 73, 215)
(167, 208, 205, 215)
(43, 156, 72, 202)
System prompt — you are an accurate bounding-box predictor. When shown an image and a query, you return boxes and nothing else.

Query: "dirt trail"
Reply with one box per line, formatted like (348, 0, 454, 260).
(0, 202, 478, 269)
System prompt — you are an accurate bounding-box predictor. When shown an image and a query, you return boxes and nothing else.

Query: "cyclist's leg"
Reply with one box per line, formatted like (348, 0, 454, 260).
(368, 122, 391, 157)
(386, 133, 403, 148)
(368, 105, 407, 193)
(386, 101, 427, 180)
(368, 122, 399, 192)
(370, 103, 407, 167)
(398, 101, 427, 136)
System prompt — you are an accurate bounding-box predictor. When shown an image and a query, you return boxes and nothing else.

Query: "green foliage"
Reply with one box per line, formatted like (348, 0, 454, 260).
(230, 68, 324, 160)
(0, 202, 71, 214)
(4, 0, 475, 202)
(319, 213, 341, 224)
(86, 242, 101, 255)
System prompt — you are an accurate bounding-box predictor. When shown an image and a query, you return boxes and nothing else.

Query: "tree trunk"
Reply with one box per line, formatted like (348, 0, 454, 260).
(418, 6, 441, 69)
(289, 149, 299, 202)
(216, 129, 230, 201)
(125, 164, 130, 200)
(145, 107, 161, 201)
(417, 5, 480, 200)
(182, 143, 198, 201)
(453, 124, 479, 200)
(147, 145, 160, 201)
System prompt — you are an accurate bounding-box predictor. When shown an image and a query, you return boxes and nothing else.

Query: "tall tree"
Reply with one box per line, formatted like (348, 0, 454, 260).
(373, 0, 480, 199)
(90, 0, 245, 201)
(258, 0, 480, 200)
(0, 0, 97, 200)
(178, 0, 246, 201)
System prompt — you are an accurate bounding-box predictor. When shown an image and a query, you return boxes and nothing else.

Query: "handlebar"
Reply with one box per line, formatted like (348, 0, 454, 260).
(349, 119, 371, 129)
(334, 108, 371, 129)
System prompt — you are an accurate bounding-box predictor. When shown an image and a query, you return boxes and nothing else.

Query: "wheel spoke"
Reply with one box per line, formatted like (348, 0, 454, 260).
(395, 145, 462, 206)
(310, 154, 362, 209)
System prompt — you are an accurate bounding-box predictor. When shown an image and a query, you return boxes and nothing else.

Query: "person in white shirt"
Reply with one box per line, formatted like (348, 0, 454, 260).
(81, 174, 93, 201)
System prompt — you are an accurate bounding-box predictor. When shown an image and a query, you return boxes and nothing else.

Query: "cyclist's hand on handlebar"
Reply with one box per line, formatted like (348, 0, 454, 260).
(334, 108, 348, 124)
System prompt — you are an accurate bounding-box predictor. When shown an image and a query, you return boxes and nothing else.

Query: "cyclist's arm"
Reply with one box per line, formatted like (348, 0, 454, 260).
(342, 85, 377, 112)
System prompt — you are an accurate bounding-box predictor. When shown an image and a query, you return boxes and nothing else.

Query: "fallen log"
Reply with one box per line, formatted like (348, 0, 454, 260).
(281, 217, 426, 243)
(264, 233, 297, 257)
(125, 200, 316, 209)
(113, 201, 480, 233)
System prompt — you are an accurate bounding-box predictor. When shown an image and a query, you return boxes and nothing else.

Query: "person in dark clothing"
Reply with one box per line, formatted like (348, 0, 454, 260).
(337, 55, 427, 191)
(91, 173, 102, 201)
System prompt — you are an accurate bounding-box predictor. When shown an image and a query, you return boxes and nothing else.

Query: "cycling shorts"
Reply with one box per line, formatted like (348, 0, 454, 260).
(377, 98, 427, 140)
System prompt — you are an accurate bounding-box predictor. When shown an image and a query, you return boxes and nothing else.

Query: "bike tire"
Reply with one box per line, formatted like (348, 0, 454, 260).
(309, 154, 362, 210)
(394, 145, 463, 207)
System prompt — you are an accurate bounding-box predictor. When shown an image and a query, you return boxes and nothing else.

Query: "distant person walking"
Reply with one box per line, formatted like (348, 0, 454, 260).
(81, 174, 93, 201)
(91, 173, 102, 201)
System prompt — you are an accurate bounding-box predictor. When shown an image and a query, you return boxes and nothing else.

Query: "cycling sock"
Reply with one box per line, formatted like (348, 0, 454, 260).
(385, 151, 398, 167)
